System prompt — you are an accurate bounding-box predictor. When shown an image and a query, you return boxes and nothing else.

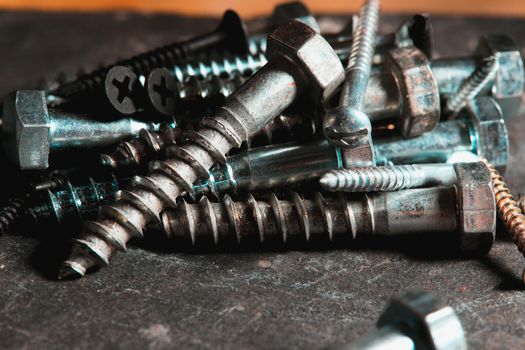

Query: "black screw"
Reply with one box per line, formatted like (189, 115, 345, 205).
(50, 10, 249, 102)
(146, 68, 178, 116)
(104, 65, 142, 115)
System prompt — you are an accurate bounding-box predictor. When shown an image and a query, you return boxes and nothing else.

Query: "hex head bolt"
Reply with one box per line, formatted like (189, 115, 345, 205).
(162, 162, 496, 255)
(49, 10, 249, 101)
(1, 90, 161, 170)
(337, 290, 467, 350)
(323, 0, 380, 167)
(59, 20, 345, 279)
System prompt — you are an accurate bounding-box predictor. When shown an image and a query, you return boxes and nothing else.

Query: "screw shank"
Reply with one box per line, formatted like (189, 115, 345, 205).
(338, 325, 415, 350)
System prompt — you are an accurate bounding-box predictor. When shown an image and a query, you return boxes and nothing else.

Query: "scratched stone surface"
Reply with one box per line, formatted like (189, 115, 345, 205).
(0, 11, 524, 350)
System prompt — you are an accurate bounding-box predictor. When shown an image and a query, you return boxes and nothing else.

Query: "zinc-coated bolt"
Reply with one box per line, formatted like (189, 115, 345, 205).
(2, 90, 162, 170)
(323, 0, 380, 167)
(446, 56, 498, 117)
(59, 20, 345, 279)
(49, 10, 250, 101)
(162, 162, 495, 255)
(336, 290, 467, 350)
(319, 164, 458, 192)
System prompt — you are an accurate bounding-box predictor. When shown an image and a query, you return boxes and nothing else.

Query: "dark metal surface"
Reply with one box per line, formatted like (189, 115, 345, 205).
(0, 11, 524, 350)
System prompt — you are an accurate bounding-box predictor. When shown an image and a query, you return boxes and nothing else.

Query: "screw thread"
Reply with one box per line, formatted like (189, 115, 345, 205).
(162, 192, 375, 244)
(483, 159, 525, 256)
(100, 124, 181, 170)
(171, 52, 267, 83)
(320, 165, 427, 192)
(446, 56, 498, 115)
(177, 74, 247, 101)
(0, 198, 26, 234)
(61, 116, 244, 278)
(346, 0, 380, 75)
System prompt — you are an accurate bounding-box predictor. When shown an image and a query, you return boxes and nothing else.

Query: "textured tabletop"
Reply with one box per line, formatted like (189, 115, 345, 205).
(0, 11, 524, 350)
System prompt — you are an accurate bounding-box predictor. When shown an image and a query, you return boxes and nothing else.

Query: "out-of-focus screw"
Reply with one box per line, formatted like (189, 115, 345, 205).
(336, 290, 467, 350)
(446, 56, 498, 117)
(323, 0, 380, 167)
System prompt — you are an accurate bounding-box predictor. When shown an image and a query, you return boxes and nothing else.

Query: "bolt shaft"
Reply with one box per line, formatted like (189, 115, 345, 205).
(320, 164, 457, 192)
(162, 189, 458, 244)
(446, 56, 498, 116)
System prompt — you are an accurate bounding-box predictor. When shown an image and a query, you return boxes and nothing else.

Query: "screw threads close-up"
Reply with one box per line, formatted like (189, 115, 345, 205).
(483, 159, 525, 256)
(100, 124, 181, 170)
(0, 198, 26, 234)
(346, 0, 380, 75)
(177, 74, 247, 102)
(172, 52, 267, 83)
(446, 56, 498, 115)
(320, 165, 427, 192)
(162, 192, 374, 244)
(62, 115, 244, 277)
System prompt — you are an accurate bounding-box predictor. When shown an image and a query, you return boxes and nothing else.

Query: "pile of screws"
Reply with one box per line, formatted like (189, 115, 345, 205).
(1, 0, 524, 296)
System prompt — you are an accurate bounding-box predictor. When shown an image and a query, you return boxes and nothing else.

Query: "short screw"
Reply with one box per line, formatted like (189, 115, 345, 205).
(320, 164, 458, 192)
(49, 10, 249, 101)
(162, 162, 495, 255)
(323, 0, 380, 166)
(446, 56, 498, 117)
(60, 20, 345, 278)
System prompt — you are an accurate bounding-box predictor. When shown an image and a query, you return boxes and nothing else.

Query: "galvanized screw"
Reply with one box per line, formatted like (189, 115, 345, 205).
(319, 164, 459, 192)
(446, 56, 498, 117)
(323, 0, 380, 167)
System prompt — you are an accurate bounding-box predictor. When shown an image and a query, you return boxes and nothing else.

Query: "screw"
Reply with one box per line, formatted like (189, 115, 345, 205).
(49, 10, 249, 101)
(337, 290, 467, 350)
(319, 164, 458, 192)
(0, 174, 66, 234)
(446, 56, 498, 117)
(162, 163, 495, 254)
(1, 90, 162, 169)
(323, 0, 380, 167)
(59, 20, 345, 279)
(482, 159, 525, 282)
(191, 100, 507, 198)
(100, 123, 181, 170)
(28, 175, 126, 226)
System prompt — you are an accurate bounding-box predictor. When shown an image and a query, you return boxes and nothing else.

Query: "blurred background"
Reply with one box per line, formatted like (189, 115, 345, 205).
(0, 0, 523, 17)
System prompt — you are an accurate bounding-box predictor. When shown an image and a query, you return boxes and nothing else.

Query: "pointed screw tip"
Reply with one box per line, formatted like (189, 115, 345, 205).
(57, 262, 85, 280)
(319, 172, 337, 190)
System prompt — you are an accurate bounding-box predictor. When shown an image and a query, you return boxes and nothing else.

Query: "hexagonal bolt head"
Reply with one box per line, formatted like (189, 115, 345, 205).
(385, 46, 440, 138)
(467, 96, 509, 172)
(267, 19, 345, 102)
(475, 34, 525, 116)
(454, 161, 496, 254)
(2, 90, 51, 169)
(377, 290, 467, 350)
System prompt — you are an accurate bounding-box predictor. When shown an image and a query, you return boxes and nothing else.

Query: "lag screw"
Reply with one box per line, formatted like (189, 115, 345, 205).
(162, 162, 495, 255)
(60, 20, 345, 279)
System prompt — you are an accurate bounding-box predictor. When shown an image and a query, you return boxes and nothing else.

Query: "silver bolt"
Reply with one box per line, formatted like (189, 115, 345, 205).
(162, 162, 496, 255)
(1, 90, 161, 170)
(337, 290, 467, 350)
(320, 164, 458, 192)
(323, 0, 380, 167)
(446, 56, 498, 117)
(59, 20, 345, 279)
